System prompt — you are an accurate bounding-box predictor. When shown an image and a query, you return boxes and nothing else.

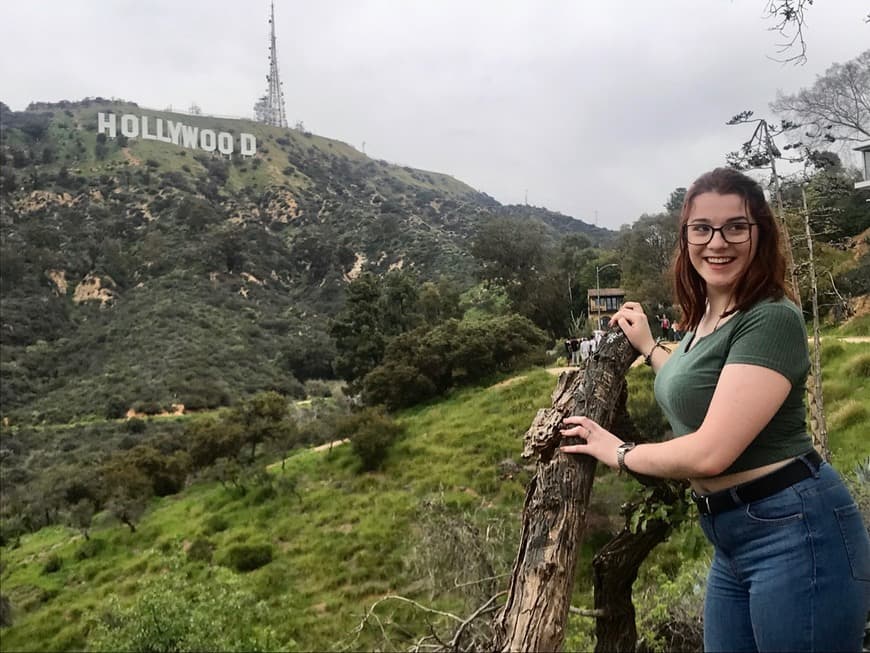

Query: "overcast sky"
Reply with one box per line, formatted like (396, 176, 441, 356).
(1, 1, 867, 229)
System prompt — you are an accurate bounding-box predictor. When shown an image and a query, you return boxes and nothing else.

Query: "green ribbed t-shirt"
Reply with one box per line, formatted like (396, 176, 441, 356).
(653, 297, 813, 475)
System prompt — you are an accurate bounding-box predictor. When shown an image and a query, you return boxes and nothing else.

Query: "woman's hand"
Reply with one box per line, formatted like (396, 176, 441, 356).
(559, 415, 622, 469)
(609, 301, 655, 355)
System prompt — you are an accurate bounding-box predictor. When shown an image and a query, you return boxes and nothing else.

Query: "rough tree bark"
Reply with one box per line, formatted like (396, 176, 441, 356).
(490, 329, 639, 652)
(591, 481, 688, 652)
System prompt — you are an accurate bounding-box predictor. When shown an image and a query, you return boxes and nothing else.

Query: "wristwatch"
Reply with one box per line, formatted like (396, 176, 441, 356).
(616, 442, 656, 486)
(616, 442, 637, 474)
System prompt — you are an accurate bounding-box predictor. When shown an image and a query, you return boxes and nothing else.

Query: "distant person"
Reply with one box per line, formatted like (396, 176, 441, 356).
(579, 337, 592, 363)
(569, 338, 581, 366)
(672, 321, 683, 342)
(563, 339, 572, 364)
(561, 167, 869, 651)
(656, 314, 670, 339)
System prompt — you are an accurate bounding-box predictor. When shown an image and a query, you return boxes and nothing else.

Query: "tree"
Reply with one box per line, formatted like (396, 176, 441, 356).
(472, 216, 547, 304)
(229, 391, 290, 463)
(664, 187, 687, 216)
(331, 271, 425, 384)
(67, 499, 95, 541)
(763, 0, 814, 64)
(101, 463, 151, 533)
(771, 50, 870, 147)
(617, 213, 678, 312)
(472, 216, 585, 337)
(337, 407, 405, 472)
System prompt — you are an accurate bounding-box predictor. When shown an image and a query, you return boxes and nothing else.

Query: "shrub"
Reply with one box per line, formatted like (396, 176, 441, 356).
(41, 554, 62, 574)
(203, 514, 230, 535)
(220, 543, 273, 572)
(125, 418, 146, 434)
(361, 363, 437, 410)
(88, 562, 280, 652)
(303, 379, 333, 398)
(186, 537, 215, 564)
(337, 406, 405, 472)
(846, 352, 870, 380)
(820, 342, 845, 366)
(105, 396, 129, 420)
(0, 593, 11, 628)
(75, 538, 107, 561)
(829, 400, 868, 431)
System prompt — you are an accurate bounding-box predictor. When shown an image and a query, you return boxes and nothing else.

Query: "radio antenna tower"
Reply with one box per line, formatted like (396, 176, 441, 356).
(254, 1, 288, 127)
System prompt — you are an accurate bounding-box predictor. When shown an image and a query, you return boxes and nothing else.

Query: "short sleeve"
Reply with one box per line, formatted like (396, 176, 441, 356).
(724, 300, 809, 386)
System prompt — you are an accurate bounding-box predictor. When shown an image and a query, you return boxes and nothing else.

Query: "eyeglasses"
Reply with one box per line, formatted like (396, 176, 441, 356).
(683, 221, 756, 245)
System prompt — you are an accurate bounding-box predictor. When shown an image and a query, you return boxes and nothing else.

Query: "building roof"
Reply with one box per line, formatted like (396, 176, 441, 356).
(587, 288, 626, 297)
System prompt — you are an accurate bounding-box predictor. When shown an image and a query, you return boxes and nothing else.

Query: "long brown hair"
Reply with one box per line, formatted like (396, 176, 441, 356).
(672, 168, 791, 329)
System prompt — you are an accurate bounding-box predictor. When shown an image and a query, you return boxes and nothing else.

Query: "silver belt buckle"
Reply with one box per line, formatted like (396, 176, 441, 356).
(705, 496, 712, 514)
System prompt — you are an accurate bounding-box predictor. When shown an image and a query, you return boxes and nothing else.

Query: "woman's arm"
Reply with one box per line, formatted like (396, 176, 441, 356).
(560, 363, 792, 478)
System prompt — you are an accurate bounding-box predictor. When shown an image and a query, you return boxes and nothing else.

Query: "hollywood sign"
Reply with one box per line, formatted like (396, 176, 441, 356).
(97, 112, 256, 157)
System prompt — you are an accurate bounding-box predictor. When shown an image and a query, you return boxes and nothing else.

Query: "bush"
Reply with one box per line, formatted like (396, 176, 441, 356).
(0, 593, 11, 628)
(846, 352, 870, 380)
(88, 561, 280, 652)
(361, 363, 437, 410)
(303, 379, 333, 398)
(337, 407, 405, 472)
(186, 537, 215, 564)
(75, 538, 107, 561)
(105, 396, 129, 420)
(41, 554, 62, 574)
(203, 514, 230, 535)
(125, 418, 146, 434)
(220, 543, 273, 572)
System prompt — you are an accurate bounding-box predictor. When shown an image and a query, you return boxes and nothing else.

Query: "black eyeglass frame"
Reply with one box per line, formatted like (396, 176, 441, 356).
(682, 221, 757, 245)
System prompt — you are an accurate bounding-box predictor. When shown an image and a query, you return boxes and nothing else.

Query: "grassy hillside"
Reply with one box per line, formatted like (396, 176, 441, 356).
(2, 339, 867, 652)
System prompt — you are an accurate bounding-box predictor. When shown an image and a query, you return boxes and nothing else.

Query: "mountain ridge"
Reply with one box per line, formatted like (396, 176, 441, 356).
(0, 98, 614, 423)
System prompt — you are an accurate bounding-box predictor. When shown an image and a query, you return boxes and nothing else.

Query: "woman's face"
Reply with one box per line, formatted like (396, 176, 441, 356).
(685, 192, 758, 295)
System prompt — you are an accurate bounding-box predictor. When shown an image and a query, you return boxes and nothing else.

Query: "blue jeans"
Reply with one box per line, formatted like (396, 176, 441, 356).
(699, 461, 870, 652)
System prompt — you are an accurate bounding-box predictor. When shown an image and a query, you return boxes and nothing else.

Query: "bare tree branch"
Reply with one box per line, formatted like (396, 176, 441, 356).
(763, 0, 813, 64)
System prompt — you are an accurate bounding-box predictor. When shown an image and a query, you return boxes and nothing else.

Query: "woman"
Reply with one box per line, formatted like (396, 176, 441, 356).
(561, 168, 869, 652)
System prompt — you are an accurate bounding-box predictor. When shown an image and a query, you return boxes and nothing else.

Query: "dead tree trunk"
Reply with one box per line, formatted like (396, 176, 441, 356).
(490, 329, 639, 652)
(592, 481, 688, 652)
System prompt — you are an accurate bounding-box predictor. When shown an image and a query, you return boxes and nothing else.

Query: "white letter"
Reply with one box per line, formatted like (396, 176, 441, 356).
(240, 133, 256, 157)
(217, 132, 233, 155)
(120, 114, 139, 138)
(167, 120, 183, 145)
(141, 115, 157, 140)
(180, 124, 199, 148)
(97, 112, 116, 138)
(155, 118, 172, 143)
(199, 129, 216, 152)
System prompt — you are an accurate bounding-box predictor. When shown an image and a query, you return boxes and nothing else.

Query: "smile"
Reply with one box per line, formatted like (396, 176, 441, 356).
(705, 257, 735, 264)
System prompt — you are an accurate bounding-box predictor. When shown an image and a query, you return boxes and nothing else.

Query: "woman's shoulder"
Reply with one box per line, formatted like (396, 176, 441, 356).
(741, 296, 802, 320)
(733, 296, 806, 336)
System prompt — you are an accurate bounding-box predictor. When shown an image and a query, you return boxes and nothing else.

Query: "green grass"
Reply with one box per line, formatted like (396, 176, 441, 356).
(829, 313, 870, 337)
(1, 352, 866, 652)
(817, 339, 870, 470)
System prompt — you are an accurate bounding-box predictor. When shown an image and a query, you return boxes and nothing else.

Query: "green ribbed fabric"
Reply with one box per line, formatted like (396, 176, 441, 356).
(654, 297, 813, 475)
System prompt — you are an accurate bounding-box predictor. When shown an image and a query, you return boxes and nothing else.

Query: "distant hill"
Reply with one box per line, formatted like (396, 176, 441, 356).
(0, 98, 613, 423)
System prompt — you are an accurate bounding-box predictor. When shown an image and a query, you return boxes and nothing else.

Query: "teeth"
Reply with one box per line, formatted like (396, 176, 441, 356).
(707, 258, 733, 263)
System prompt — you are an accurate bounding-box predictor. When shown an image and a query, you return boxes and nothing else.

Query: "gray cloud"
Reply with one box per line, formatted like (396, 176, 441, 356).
(1, 0, 867, 228)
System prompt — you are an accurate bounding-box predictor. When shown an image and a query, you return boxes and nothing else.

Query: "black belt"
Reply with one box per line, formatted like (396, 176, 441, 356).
(692, 450, 822, 516)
